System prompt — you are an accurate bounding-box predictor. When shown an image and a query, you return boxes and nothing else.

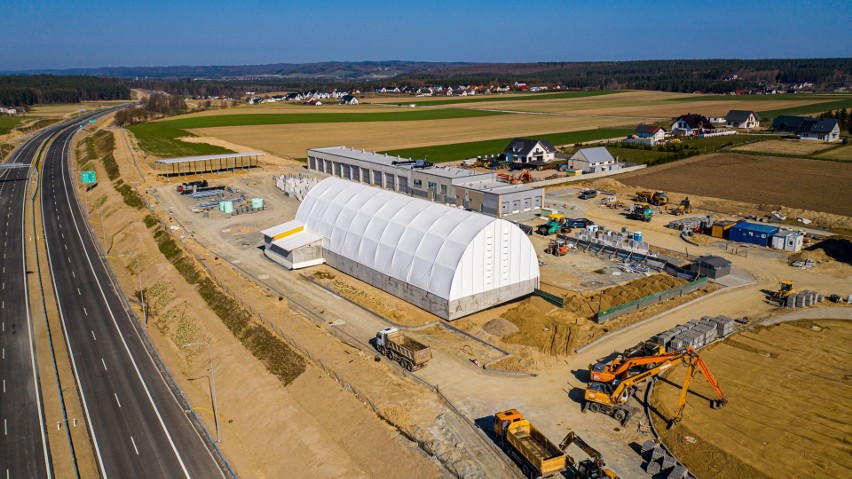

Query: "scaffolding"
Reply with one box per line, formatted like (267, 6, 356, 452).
(155, 152, 263, 177)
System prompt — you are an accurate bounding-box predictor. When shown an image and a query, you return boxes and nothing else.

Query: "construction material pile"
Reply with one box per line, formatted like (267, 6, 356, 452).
(277, 174, 318, 201)
(641, 440, 689, 478)
(785, 290, 823, 308)
(667, 215, 713, 232)
(653, 315, 737, 351)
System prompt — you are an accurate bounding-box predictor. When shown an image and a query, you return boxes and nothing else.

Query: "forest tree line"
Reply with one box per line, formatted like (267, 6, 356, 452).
(0, 75, 130, 107)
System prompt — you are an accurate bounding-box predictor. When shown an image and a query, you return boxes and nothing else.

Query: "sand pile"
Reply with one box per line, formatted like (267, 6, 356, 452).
(794, 236, 852, 264)
(501, 297, 583, 356)
(565, 274, 687, 316)
(483, 318, 519, 338)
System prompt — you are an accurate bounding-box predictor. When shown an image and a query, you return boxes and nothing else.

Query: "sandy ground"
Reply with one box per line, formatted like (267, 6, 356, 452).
(652, 319, 852, 479)
(123, 123, 852, 478)
(85, 127, 445, 478)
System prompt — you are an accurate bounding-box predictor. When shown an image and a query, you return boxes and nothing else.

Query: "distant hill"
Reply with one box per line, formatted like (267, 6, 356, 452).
(2, 61, 472, 81)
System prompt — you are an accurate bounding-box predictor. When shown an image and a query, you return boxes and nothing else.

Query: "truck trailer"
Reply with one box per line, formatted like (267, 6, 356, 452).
(375, 327, 432, 371)
(493, 409, 566, 479)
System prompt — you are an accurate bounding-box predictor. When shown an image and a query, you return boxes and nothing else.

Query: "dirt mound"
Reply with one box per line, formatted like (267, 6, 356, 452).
(565, 274, 687, 316)
(795, 237, 852, 264)
(483, 317, 520, 338)
(502, 297, 585, 356)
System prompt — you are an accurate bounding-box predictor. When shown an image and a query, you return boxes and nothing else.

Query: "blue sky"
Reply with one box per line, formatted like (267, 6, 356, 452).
(2, 0, 850, 70)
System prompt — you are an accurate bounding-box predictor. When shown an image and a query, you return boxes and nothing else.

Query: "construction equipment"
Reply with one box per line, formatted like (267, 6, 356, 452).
(583, 347, 726, 426)
(770, 280, 796, 303)
(536, 214, 567, 236)
(558, 431, 620, 479)
(493, 409, 567, 479)
(635, 190, 669, 206)
(545, 239, 570, 256)
(499, 169, 532, 184)
(374, 327, 432, 371)
(627, 204, 654, 222)
(589, 350, 682, 383)
(622, 340, 666, 359)
(667, 197, 692, 216)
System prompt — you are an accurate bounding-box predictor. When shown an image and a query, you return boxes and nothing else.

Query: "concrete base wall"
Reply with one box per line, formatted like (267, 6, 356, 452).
(323, 249, 534, 320)
(265, 244, 325, 270)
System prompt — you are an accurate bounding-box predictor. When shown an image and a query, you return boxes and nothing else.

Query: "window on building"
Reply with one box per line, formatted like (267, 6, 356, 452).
(413, 179, 422, 188)
(428, 181, 437, 191)
(440, 185, 447, 195)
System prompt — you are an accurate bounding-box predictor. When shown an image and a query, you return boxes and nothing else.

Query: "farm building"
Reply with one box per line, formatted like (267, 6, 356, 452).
(690, 255, 732, 280)
(502, 138, 558, 166)
(262, 177, 540, 320)
(725, 110, 760, 129)
(728, 222, 780, 247)
(567, 147, 621, 172)
(629, 124, 666, 145)
(340, 95, 359, 105)
(771, 230, 804, 252)
(671, 113, 716, 136)
(306, 146, 545, 217)
(771, 116, 841, 142)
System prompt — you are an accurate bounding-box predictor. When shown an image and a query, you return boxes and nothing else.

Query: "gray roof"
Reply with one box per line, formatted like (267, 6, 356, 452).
(726, 110, 760, 122)
(504, 138, 557, 156)
(572, 147, 615, 165)
(307, 146, 489, 180)
(155, 152, 263, 164)
(695, 255, 732, 268)
(809, 118, 839, 134)
(772, 116, 838, 135)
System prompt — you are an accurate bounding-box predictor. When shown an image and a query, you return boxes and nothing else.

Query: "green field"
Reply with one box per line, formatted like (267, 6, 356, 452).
(127, 123, 233, 158)
(759, 98, 852, 119)
(380, 128, 632, 163)
(666, 94, 850, 102)
(162, 108, 504, 129)
(391, 90, 624, 107)
(0, 116, 28, 135)
(815, 145, 852, 161)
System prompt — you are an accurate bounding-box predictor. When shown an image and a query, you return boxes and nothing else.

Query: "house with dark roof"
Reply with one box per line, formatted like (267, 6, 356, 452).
(725, 110, 760, 129)
(671, 114, 716, 136)
(340, 95, 359, 105)
(772, 116, 841, 142)
(567, 147, 620, 172)
(690, 255, 732, 279)
(630, 124, 667, 145)
(503, 138, 557, 165)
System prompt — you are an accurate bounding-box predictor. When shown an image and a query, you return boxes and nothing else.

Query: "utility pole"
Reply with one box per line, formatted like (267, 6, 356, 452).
(182, 342, 220, 443)
(137, 256, 146, 328)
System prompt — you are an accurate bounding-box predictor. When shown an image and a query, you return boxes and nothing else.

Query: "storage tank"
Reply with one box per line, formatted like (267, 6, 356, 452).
(222, 200, 234, 214)
(251, 197, 264, 209)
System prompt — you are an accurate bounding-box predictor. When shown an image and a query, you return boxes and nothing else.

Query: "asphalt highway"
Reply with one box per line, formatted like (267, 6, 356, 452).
(0, 126, 57, 478)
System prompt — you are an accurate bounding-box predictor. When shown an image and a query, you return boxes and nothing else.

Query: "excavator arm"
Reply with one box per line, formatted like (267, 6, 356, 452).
(607, 354, 686, 404)
(670, 355, 727, 427)
(608, 351, 683, 380)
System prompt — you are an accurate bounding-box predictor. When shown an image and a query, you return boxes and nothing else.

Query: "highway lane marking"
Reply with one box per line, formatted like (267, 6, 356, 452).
(2, 348, 4, 359)
(84, 308, 88, 317)
(101, 358, 107, 371)
(3, 418, 6, 435)
(91, 329, 95, 340)
(64, 244, 68, 251)
(130, 436, 139, 455)
(114, 393, 122, 408)
(77, 287, 81, 296)
(2, 379, 5, 393)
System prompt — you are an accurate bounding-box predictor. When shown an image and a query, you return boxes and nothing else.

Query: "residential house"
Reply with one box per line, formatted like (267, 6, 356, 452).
(725, 110, 760, 129)
(631, 124, 666, 145)
(772, 116, 841, 142)
(503, 138, 558, 166)
(671, 113, 716, 136)
(513, 81, 528, 91)
(567, 147, 620, 172)
(495, 85, 510, 93)
(416, 87, 433, 96)
(307, 98, 322, 106)
(285, 93, 303, 102)
(340, 95, 359, 105)
(0, 107, 18, 115)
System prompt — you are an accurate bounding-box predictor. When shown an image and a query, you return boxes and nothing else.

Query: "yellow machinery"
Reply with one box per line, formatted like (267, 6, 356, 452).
(493, 409, 567, 478)
(772, 281, 796, 302)
(635, 190, 669, 206)
(583, 347, 727, 427)
(558, 431, 620, 479)
(589, 350, 683, 383)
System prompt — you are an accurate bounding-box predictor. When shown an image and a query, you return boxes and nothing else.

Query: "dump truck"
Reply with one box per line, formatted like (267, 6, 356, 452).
(375, 327, 432, 371)
(635, 190, 668, 206)
(493, 409, 567, 479)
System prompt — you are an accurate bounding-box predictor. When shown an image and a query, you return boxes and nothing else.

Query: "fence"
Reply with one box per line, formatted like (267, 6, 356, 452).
(529, 163, 647, 187)
(596, 277, 709, 323)
(533, 288, 564, 308)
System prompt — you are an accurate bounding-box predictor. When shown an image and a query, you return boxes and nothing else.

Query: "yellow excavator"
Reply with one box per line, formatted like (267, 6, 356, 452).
(589, 350, 683, 383)
(770, 281, 795, 303)
(558, 431, 620, 479)
(583, 347, 727, 427)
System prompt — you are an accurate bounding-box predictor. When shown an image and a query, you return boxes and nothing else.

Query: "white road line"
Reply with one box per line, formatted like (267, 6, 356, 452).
(101, 358, 107, 371)
(2, 348, 4, 359)
(2, 379, 5, 393)
(72, 271, 75, 278)
(130, 436, 139, 455)
(114, 393, 121, 408)
(84, 308, 88, 317)
(3, 418, 6, 435)
(64, 244, 67, 251)
(90, 329, 95, 340)
(77, 287, 81, 296)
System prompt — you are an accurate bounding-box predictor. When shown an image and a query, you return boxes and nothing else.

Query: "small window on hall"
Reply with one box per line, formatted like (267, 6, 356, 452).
(413, 179, 422, 188)
(428, 181, 437, 191)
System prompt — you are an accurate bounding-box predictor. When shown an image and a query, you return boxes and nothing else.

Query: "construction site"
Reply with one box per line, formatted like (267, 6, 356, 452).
(64, 101, 852, 479)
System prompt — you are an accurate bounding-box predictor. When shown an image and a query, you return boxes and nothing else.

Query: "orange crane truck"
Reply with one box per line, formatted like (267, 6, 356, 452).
(493, 409, 567, 479)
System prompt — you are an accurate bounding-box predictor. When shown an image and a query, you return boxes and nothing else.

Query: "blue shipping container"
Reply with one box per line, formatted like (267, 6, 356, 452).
(728, 222, 779, 247)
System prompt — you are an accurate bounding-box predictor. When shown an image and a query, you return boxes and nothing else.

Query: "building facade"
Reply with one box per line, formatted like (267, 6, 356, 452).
(306, 146, 545, 217)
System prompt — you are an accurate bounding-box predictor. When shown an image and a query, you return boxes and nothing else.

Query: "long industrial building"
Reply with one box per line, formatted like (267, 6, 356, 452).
(306, 146, 545, 217)
(262, 177, 540, 320)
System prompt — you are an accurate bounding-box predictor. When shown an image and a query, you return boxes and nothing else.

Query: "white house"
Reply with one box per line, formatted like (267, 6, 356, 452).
(800, 119, 841, 142)
(568, 147, 620, 172)
(340, 95, 359, 105)
(630, 124, 666, 145)
(0, 107, 18, 116)
(725, 110, 761, 129)
(503, 138, 558, 165)
(671, 114, 716, 136)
